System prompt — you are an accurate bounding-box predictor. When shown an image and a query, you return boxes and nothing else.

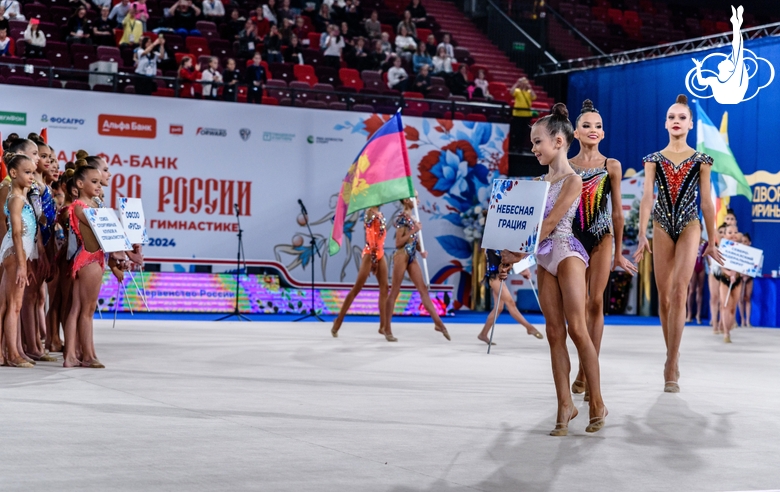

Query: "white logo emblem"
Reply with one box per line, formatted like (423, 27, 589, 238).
(685, 5, 774, 105)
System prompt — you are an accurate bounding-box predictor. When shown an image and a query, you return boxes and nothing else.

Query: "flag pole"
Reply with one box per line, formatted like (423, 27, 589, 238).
(411, 197, 430, 288)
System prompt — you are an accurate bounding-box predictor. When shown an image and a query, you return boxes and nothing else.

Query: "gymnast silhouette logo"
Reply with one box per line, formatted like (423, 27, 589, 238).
(685, 5, 774, 105)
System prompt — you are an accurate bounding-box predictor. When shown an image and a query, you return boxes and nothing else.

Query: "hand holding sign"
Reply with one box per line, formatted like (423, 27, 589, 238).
(84, 208, 133, 253)
(481, 178, 550, 254)
(118, 198, 147, 245)
(719, 239, 763, 277)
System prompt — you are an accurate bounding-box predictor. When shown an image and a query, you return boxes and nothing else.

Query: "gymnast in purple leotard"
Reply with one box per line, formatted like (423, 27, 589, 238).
(501, 103, 607, 437)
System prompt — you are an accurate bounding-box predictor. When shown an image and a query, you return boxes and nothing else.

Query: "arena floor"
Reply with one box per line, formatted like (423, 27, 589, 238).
(1, 319, 778, 492)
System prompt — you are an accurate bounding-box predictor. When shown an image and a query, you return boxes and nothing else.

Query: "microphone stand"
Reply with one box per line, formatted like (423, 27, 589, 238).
(216, 203, 251, 321)
(294, 199, 324, 322)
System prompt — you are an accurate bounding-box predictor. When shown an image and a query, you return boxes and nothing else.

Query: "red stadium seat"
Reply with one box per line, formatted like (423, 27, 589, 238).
(339, 68, 363, 90)
(293, 64, 317, 86)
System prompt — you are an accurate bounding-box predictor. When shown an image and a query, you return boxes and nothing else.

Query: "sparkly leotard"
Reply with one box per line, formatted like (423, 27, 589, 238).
(643, 151, 713, 243)
(571, 160, 612, 254)
(362, 211, 386, 263)
(484, 249, 502, 282)
(69, 199, 105, 278)
(0, 194, 37, 261)
(536, 174, 589, 277)
(40, 185, 57, 246)
(394, 212, 418, 265)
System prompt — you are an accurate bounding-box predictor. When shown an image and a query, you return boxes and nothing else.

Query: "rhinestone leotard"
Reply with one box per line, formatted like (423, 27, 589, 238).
(571, 160, 612, 254)
(484, 249, 502, 283)
(40, 185, 57, 246)
(394, 212, 418, 265)
(362, 211, 387, 263)
(69, 199, 105, 278)
(643, 151, 713, 243)
(0, 194, 37, 261)
(536, 174, 590, 277)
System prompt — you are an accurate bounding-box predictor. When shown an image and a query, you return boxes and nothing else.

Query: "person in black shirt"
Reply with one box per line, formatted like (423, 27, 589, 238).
(407, 0, 427, 27)
(227, 9, 245, 40)
(245, 52, 267, 104)
(413, 63, 431, 94)
(92, 6, 116, 46)
(284, 34, 304, 64)
(222, 58, 239, 101)
(167, 0, 201, 35)
(237, 19, 259, 59)
(264, 24, 283, 63)
(67, 7, 93, 45)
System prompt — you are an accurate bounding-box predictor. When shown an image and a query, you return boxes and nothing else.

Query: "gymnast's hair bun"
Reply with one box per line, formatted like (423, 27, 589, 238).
(581, 99, 598, 114)
(551, 102, 569, 119)
(675, 94, 688, 105)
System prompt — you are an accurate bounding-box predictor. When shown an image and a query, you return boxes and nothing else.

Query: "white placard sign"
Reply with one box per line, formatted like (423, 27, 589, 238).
(84, 208, 133, 253)
(719, 239, 764, 277)
(118, 198, 147, 245)
(481, 179, 550, 254)
(512, 254, 537, 274)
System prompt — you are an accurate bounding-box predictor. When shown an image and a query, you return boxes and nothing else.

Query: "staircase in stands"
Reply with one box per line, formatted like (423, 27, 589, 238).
(424, 0, 555, 109)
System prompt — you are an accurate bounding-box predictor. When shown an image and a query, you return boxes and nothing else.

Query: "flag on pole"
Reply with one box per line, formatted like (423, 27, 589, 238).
(329, 111, 415, 256)
(40, 128, 48, 144)
(694, 101, 751, 201)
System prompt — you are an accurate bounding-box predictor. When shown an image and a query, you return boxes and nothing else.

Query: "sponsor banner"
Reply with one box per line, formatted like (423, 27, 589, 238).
(0, 111, 26, 125)
(0, 86, 508, 309)
(84, 207, 134, 252)
(481, 179, 548, 254)
(196, 127, 227, 137)
(719, 239, 763, 277)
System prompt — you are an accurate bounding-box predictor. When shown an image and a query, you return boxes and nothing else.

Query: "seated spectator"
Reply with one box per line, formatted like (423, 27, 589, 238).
(245, 52, 267, 104)
(167, 0, 201, 36)
(0, 27, 11, 56)
(67, 6, 93, 45)
(178, 55, 201, 98)
(412, 43, 431, 73)
(394, 25, 416, 61)
(367, 39, 390, 71)
(134, 35, 164, 95)
(472, 69, 493, 100)
(285, 33, 304, 64)
(222, 58, 239, 101)
(202, 0, 225, 22)
(396, 10, 416, 39)
(263, 0, 278, 26)
(132, 0, 149, 31)
(280, 17, 294, 44)
(0, 9, 7, 32)
(2, 0, 25, 21)
(448, 63, 471, 97)
(23, 19, 46, 58)
(277, 0, 295, 23)
(424, 33, 437, 57)
(407, 0, 427, 27)
(200, 56, 222, 99)
(253, 7, 271, 38)
(363, 10, 381, 40)
(432, 45, 453, 76)
(91, 0, 111, 10)
(413, 63, 431, 94)
(437, 33, 455, 60)
(344, 35, 369, 70)
(92, 6, 115, 46)
(379, 31, 392, 56)
(227, 9, 245, 40)
(342, 0, 362, 33)
(322, 24, 345, 70)
(387, 56, 409, 92)
(70, 0, 93, 12)
(237, 19, 260, 58)
(293, 16, 312, 46)
(264, 24, 283, 63)
(109, 0, 132, 23)
(314, 3, 331, 33)
(119, 8, 143, 46)
(340, 20, 354, 42)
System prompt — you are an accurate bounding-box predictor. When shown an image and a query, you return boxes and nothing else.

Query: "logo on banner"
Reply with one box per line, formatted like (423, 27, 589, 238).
(196, 127, 227, 137)
(239, 128, 251, 141)
(262, 131, 295, 142)
(307, 135, 344, 144)
(0, 111, 26, 126)
(42, 114, 85, 128)
(685, 6, 774, 104)
(170, 125, 183, 135)
(98, 114, 157, 138)
(747, 170, 780, 223)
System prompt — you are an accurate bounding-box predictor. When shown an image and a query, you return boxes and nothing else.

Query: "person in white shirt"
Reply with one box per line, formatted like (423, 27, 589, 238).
(202, 0, 225, 20)
(394, 24, 416, 61)
(322, 24, 344, 70)
(23, 20, 46, 58)
(432, 45, 453, 76)
(387, 55, 408, 92)
(1, 0, 24, 21)
(437, 32, 455, 61)
(262, 0, 277, 25)
(200, 56, 223, 99)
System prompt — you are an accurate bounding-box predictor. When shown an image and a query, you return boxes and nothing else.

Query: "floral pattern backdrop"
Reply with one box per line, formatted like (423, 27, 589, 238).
(333, 114, 510, 310)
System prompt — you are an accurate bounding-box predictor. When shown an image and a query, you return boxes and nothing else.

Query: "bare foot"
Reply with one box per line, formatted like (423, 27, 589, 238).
(477, 334, 495, 345)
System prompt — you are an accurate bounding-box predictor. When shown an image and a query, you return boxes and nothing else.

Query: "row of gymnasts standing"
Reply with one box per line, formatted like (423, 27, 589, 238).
(0, 134, 141, 369)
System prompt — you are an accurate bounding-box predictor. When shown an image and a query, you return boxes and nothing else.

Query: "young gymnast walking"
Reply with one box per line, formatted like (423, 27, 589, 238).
(384, 194, 450, 342)
(0, 154, 38, 368)
(62, 164, 106, 368)
(686, 237, 707, 325)
(634, 94, 722, 393)
(708, 223, 726, 332)
(568, 99, 637, 400)
(738, 233, 753, 327)
(331, 206, 389, 338)
(502, 103, 607, 435)
(476, 249, 542, 345)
